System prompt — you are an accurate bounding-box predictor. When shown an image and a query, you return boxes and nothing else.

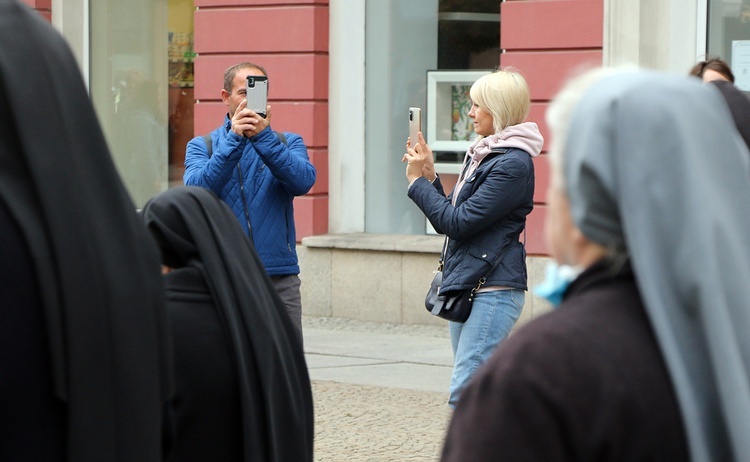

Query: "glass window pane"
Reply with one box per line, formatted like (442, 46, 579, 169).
(438, 0, 500, 70)
(90, 0, 168, 208)
(708, 0, 750, 90)
(435, 1, 499, 166)
(364, 0, 438, 235)
(364, 0, 501, 235)
(168, 1, 195, 189)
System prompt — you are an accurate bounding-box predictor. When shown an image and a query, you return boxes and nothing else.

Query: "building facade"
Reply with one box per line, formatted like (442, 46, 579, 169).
(24, 0, 745, 325)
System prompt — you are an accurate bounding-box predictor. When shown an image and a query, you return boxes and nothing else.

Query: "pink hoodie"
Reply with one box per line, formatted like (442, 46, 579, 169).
(452, 121, 544, 205)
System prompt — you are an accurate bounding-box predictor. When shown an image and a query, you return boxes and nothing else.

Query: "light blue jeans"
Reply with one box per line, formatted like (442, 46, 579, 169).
(448, 289, 524, 408)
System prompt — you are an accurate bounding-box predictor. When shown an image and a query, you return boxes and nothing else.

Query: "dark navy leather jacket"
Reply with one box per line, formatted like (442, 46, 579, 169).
(408, 147, 534, 293)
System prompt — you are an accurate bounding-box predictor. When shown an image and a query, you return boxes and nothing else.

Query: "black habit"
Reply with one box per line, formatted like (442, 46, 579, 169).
(0, 0, 171, 460)
(142, 186, 315, 462)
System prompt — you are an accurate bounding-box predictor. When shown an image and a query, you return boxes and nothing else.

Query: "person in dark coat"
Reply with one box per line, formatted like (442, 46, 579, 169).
(0, 1, 171, 460)
(441, 69, 750, 461)
(141, 186, 314, 462)
(709, 79, 750, 151)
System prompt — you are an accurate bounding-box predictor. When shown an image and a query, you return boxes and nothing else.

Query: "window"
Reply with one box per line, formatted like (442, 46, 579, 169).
(167, 0, 195, 189)
(90, 0, 169, 208)
(708, 0, 750, 90)
(434, 0, 500, 166)
(363, 0, 501, 235)
(438, 0, 500, 70)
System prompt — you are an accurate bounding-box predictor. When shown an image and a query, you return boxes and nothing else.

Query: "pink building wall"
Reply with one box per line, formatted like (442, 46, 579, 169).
(193, 0, 330, 240)
(21, 0, 51, 21)
(36, 0, 606, 254)
(501, 0, 603, 255)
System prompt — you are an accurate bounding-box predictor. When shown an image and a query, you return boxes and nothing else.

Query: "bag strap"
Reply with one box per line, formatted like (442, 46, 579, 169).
(235, 162, 254, 246)
(438, 236, 449, 271)
(201, 129, 288, 246)
(476, 239, 514, 289)
(202, 133, 213, 156)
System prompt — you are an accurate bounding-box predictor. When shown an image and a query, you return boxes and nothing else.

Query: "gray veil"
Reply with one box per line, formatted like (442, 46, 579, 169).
(563, 70, 750, 460)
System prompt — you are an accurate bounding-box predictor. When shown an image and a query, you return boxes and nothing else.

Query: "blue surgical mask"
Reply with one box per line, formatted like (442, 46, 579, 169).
(534, 262, 583, 307)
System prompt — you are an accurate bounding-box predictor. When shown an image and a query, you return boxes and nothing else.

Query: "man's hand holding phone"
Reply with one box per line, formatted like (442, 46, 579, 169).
(231, 99, 270, 138)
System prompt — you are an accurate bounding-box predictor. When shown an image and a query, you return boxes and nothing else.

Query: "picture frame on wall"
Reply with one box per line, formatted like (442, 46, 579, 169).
(424, 70, 490, 234)
(426, 70, 491, 155)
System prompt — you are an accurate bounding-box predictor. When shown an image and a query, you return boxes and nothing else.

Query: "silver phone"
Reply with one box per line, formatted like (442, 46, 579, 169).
(246, 75, 268, 118)
(409, 107, 422, 148)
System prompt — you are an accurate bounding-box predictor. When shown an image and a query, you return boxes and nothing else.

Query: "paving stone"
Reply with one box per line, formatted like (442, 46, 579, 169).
(311, 381, 452, 462)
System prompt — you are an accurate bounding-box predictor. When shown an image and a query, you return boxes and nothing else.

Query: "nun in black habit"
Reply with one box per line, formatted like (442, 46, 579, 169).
(0, 0, 171, 460)
(140, 186, 314, 462)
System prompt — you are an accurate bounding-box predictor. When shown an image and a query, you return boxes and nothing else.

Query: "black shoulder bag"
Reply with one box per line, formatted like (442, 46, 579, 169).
(424, 237, 511, 323)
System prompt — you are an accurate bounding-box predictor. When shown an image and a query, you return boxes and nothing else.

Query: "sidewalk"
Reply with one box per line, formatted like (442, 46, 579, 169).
(303, 316, 455, 462)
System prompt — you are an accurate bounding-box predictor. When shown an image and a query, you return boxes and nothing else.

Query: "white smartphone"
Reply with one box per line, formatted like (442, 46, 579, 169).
(409, 107, 422, 148)
(246, 75, 269, 118)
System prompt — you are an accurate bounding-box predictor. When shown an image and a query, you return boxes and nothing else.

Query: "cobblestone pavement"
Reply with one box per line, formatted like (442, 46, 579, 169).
(303, 316, 451, 339)
(304, 317, 453, 461)
(311, 381, 451, 462)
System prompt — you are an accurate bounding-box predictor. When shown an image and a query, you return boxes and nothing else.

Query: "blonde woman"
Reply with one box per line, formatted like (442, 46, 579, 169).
(404, 68, 543, 407)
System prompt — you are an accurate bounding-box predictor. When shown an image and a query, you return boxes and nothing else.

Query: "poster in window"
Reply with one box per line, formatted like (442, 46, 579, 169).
(733, 40, 750, 91)
(427, 70, 489, 153)
(451, 84, 474, 141)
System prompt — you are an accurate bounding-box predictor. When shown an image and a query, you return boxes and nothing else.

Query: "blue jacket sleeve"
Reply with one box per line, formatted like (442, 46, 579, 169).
(250, 127, 316, 196)
(183, 126, 246, 196)
(408, 155, 532, 241)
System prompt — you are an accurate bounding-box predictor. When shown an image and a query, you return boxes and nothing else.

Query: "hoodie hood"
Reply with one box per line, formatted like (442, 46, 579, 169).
(468, 121, 544, 162)
(452, 121, 543, 206)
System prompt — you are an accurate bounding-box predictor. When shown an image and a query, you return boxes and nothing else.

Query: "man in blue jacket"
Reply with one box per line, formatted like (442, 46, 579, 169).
(184, 62, 316, 338)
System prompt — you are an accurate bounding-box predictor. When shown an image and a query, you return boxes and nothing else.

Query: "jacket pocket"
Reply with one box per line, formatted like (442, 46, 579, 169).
(445, 244, 499, 289)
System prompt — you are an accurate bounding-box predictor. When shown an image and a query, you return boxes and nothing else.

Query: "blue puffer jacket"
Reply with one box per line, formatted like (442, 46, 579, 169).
(408, 147, 534, 293)
(184, 117, 316, 276)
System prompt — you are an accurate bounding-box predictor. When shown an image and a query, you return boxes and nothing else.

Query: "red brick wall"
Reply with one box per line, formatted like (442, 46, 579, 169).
(21, 0, 51, 21)
(501, 0, 603, 255)
(193, 0, 329, 240)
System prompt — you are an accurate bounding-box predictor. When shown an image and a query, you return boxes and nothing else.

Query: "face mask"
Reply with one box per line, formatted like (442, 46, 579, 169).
(534, 262, 583, 307)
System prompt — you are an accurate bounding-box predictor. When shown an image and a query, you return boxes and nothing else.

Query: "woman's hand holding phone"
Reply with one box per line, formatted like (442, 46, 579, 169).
(404, 107, 436, 183)
(417, 132, 436, 182)
(403, 132, 435, 184)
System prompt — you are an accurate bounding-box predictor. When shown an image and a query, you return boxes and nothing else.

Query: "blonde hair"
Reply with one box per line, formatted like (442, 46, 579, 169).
(469, 68, 530, 133)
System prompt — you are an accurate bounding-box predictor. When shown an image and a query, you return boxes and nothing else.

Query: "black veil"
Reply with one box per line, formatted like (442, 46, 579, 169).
(141, 186, 314, 462)
(0, 1, 171, 460)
